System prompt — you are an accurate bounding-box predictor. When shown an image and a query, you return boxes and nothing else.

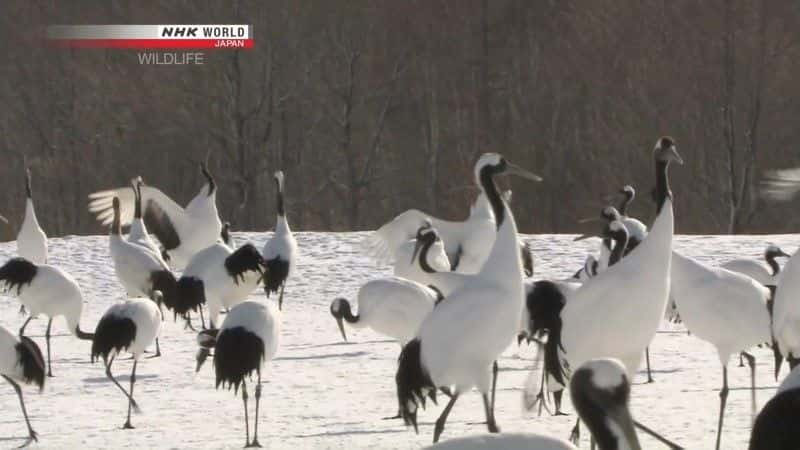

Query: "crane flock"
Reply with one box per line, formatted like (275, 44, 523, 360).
(0, 143, 799, 450)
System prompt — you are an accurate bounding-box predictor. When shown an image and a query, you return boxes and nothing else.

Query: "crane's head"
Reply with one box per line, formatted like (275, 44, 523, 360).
(621, 185, 635, 198)
(766, 245, 791, 259)
(411, 220, 440, 265)
(474, 153, 542, 187)
(654, 136, 683, 165)
(200, 162, 216, 196)
(330, 298, 352, 342)
(570, 359, 640, 450)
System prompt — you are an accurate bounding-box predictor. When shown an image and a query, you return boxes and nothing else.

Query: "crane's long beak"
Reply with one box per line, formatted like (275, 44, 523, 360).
(574, 233, 598, 241)
(607, 406, 641, 450)
(667, 147, 684, 165)
(195, 348, 210, 373)
(0, 215, 7, 224)
(778, 249, 792, 258)
(335, 317, 348, 342)
(578, 217, 602, 224)
(506, 163, 543, 182)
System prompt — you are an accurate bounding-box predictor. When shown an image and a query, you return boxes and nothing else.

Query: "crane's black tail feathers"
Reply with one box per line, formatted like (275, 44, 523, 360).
(174, 276, 206, 318)
(214, 327, 265, 394)
(16, 336, 45, 391)
(150, 269, 178, 311)
(0, 258, 37, 295)
(91, 316, 136, 363)
(396, 339, 436, 433)
(526, 280, 569, 386)
(264, 258, 289, 295)
(224, 244, 265, 284)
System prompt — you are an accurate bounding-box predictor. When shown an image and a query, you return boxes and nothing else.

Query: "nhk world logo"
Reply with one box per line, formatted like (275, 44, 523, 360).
(46, 24, 253, 65)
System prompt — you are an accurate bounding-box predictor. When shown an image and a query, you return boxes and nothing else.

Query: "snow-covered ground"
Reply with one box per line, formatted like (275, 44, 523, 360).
(0, 232, 795, 449)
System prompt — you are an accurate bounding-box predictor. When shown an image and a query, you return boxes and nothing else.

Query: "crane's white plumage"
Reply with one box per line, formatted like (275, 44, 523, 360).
(672, 251, 772, 364)
(108, 196, 176, 335)
(89, 164, 221, 270)
(93, 298, 163, 359)
(127, 178, 165, 262)
(91, 296, 162, 429)
(722, 245, 790, 287)
(178, 243, 266, 329)
(0, 324, 45, 447)
(263, 171, 298, 310)
(397, 153, 541, 442)
(773, 247, 800, 371)
(330, 278, 438, 345)
(393, 223, 451, 283)
(0, 258, 95, 376)
(561, 200, 673, 380)
(556, 137, 680, 387)
(196, 300, 280, 447)
(671, 250, 771, 450)
(17, 169, 47, 265)
(367, 191, 496, 273)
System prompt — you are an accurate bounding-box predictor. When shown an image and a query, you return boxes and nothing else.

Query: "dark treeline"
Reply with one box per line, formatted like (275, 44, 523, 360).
(1, 0, 799, 241)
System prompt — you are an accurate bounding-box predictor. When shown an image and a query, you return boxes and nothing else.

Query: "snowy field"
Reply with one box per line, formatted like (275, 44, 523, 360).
(0, 231, 795, 449)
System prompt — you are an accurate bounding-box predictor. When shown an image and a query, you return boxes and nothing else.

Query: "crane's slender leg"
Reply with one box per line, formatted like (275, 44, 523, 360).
(242, 380, 250, 447)
(105, 356, 139, 413)
(554, 389, 567, 416)
(432, 392, 459, 443)
(18, 317, 33, 337)
(569, 418, 581, 445)
(645, 347, 654, 383)
(147, 338, 161, 359)
(715, 365, 729, 450)
(278, 284, 286, 311)
(247, 370, 263, 448)
(199, 308, 206, 330)
(185, 313, 194, 331)
(123, 360, 138, 429)
(742, 351, 757, 425)
(531, 362, 552, 416)
(45, 319, 53, 377)
(18, 305, 27, 316)
(490, 361, 498, 416)
(482, 393, 499, 433)
(738, 352, 744, 367)
(2, 375, 37, 446)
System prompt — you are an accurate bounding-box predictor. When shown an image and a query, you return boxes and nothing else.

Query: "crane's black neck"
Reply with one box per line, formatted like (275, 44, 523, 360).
(418, 236, 437, 273)
(112, 207, 122, 236)
(478, 166, 504, 229)
(134, 184, 142, 219)
(221, 224, 231, 245)
(766, 254, 781, 276)
(25, 174, 32, 199)
(608, 234, 628, 266)
(619, 193, 632, 216)
(654, 160, 671, 214)
(275, 178, 285, 218)
(338, 300, 359, 324)
(75, 326, 94, 341)
(572, 372, 634, 450)
(623, 236, 641, 257)
(202, 166, 216, 196)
